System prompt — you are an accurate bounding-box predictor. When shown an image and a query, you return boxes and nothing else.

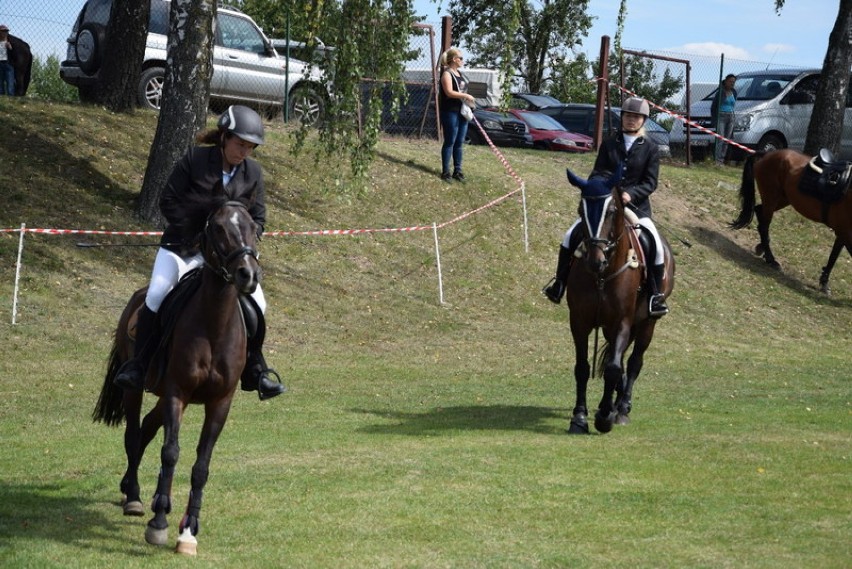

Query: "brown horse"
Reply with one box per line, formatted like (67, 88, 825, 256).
(730, 149, 852, 294)
(564, 170, 675, 434)
(93, 191, 262, 555)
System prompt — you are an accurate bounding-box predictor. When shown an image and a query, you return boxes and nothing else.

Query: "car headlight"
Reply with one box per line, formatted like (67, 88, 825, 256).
(734, 113, 753, 132)
(481, 119, 501, 130)
(553, 138, 576, 146)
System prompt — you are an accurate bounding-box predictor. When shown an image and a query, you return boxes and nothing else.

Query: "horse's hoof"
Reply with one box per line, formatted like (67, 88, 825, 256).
(175, 528, 198, 556)
(615, 413, 631, 426)
(145, 525, 169, 546)
(567, 418, 589, 435)
(594, 411, 614, 433)
(768, 260, 781, 270)
(123, 500, 145, 517)
(820, 283, 832, 296)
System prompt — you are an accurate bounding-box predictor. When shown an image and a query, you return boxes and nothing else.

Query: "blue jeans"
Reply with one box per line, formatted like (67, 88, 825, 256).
(715, 112, 735, 162)
(0, 61, 15, 96)
(440, 109, 468, 174)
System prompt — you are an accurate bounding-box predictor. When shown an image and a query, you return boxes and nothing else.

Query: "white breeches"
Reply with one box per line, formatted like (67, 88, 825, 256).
(144, 247, 267, 313)
(561, 216, 664, 266)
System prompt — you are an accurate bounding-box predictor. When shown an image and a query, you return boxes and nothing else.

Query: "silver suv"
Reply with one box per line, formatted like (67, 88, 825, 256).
(59, 0, 326, 124)
(669, 68, 852, 160)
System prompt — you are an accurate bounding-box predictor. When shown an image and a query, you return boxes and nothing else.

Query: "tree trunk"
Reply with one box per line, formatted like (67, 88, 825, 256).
(804, 0, 852, 156)
(138, 0, 215, 224)
(97, 0, 150, 111)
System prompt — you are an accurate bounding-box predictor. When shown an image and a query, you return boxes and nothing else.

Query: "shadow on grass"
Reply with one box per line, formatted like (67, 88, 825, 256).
(0, 481, 151, 556)
(687, 224, 852, 308)
(350, 404, 571, 436)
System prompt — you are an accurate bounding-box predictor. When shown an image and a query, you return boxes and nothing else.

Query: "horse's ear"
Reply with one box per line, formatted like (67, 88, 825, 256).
(566, 168, 587, 189)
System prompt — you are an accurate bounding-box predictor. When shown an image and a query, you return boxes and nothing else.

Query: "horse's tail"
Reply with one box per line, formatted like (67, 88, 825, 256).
(729, 152, 763, 229)
(595, 341, 612, 379)
(92, 333, 126, 426)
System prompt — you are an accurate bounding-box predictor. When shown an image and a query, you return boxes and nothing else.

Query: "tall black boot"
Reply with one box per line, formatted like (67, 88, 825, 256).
(241, 350, 286, 401)
(114, 305, 157, 390)
(648, 264, 669, 317)
(542, 243, 575, 304)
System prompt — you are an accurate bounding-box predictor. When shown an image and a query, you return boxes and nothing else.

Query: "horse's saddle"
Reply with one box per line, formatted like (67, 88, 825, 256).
(800, 148, 852, 204)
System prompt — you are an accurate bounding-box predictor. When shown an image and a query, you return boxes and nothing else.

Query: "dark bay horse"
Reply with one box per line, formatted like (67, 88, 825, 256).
(730, 149, 852, 294)
(564, 170, 675, 434)
(93, 191, 262, 555)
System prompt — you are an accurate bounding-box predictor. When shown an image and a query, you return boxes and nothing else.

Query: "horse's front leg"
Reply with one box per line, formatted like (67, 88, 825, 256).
(615, 320, 657, 425)
(145, 395, 184, 547)
(754, 204, 781, 269)
(819, 238, 847, 295)
(568, 328, 591, 435)
(595, 325, 630, 434)
(175, 399, 234, 556)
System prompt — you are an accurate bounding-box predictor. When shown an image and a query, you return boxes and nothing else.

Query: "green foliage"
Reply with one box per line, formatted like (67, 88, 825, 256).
(448, 0, 593, 93)
(548, 52, 596, 103)
(28, 55, 78, 103)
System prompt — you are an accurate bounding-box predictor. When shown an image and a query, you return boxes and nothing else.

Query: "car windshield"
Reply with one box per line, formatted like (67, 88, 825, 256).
(519, 111, 567, 131)
(513, 94, 562, 109)
(702, 74, 799, 102)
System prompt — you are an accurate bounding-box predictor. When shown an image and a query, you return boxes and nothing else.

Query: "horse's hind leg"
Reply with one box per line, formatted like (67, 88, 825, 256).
(568, 327, 591, 435)
(754, 204, 781, 269)
(175, 400, 234, 556)
(615, 323, 656, 425)
(819, 238, 847, 295)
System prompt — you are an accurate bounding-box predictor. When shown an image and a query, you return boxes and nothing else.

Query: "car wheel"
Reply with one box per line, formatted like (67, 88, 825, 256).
(77, 23, 106, 76)
(287, 85, 324, 126)
(755, 133, 786, 154)
(137, 67, 165, 110)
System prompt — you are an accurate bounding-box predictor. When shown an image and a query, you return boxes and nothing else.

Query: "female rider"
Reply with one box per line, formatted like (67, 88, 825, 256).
(114, 105, 285, 400)
(542, 96, 670, 317)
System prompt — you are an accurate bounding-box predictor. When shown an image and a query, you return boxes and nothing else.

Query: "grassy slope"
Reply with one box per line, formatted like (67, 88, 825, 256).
(0, 97, 849, 568)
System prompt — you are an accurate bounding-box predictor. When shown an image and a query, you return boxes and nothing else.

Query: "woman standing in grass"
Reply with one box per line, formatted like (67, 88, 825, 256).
(438, 48, 477, 182)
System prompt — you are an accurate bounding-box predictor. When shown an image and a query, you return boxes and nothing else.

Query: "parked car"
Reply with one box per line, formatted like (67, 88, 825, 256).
(668, 68, 852, 160)
(507, 109, 593, 152)
(510, 92, 564, 111)
(467, 108, 533, 148)
(540, 103, 672, 157)
(59, 0, 326, 124)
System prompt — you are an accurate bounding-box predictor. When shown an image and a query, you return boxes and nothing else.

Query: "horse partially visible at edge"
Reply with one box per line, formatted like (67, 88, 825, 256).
(92, 189, 264, 556)
(563, 169, 675, 434)
(730, 148, 852, 294)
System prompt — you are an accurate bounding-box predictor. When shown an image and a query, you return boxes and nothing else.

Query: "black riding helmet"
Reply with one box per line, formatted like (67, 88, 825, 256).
(217, 105, 265, 146)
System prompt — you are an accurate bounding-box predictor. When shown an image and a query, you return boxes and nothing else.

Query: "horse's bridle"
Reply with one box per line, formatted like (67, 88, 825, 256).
(580, 193, 632, 286)
(201, 201, 259, 283)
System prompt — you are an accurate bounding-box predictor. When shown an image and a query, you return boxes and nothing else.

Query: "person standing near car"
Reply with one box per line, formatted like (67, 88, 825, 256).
(113, 105, 286, 401)
(711, 74, 737, 166)
(438, 48, 476, 181)
(0, 24, 15, 96)
(542, 96, 670, 317)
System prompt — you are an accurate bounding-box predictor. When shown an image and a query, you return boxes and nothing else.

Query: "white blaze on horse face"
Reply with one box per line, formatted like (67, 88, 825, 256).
(228, 211, 248, 246)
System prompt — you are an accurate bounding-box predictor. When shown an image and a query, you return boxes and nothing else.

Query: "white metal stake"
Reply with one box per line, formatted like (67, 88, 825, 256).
(520, 181, 529, 253)
(432, 222, 444, 305)
(12, 223, 25, 325)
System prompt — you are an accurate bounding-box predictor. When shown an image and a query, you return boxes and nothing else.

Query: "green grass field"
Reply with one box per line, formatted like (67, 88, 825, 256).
(0, 97, 850, 568)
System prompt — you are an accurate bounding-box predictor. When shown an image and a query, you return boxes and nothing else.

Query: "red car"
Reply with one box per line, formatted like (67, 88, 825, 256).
(508, 109, 594, 153)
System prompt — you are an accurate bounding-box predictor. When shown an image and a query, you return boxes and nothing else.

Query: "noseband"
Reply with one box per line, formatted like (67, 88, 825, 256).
(202, 201, 259, 283)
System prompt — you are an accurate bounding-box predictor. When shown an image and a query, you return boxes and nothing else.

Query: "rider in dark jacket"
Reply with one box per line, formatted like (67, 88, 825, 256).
(543, 97, 669, 317)
(114, 105, 286, 400)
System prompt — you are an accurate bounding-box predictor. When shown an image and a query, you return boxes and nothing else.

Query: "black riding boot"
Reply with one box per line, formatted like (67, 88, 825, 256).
(648, 263, 669, 317)
(543, 243, 576, 304)
(241, 350, 286, 400)
(114, 305, 157, 390)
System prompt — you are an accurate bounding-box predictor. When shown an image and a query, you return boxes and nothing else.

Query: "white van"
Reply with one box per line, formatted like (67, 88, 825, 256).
(669, 68, 852, 160)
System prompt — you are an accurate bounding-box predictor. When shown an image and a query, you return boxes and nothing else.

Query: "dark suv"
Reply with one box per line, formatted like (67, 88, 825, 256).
(59, 0, 326, 124)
